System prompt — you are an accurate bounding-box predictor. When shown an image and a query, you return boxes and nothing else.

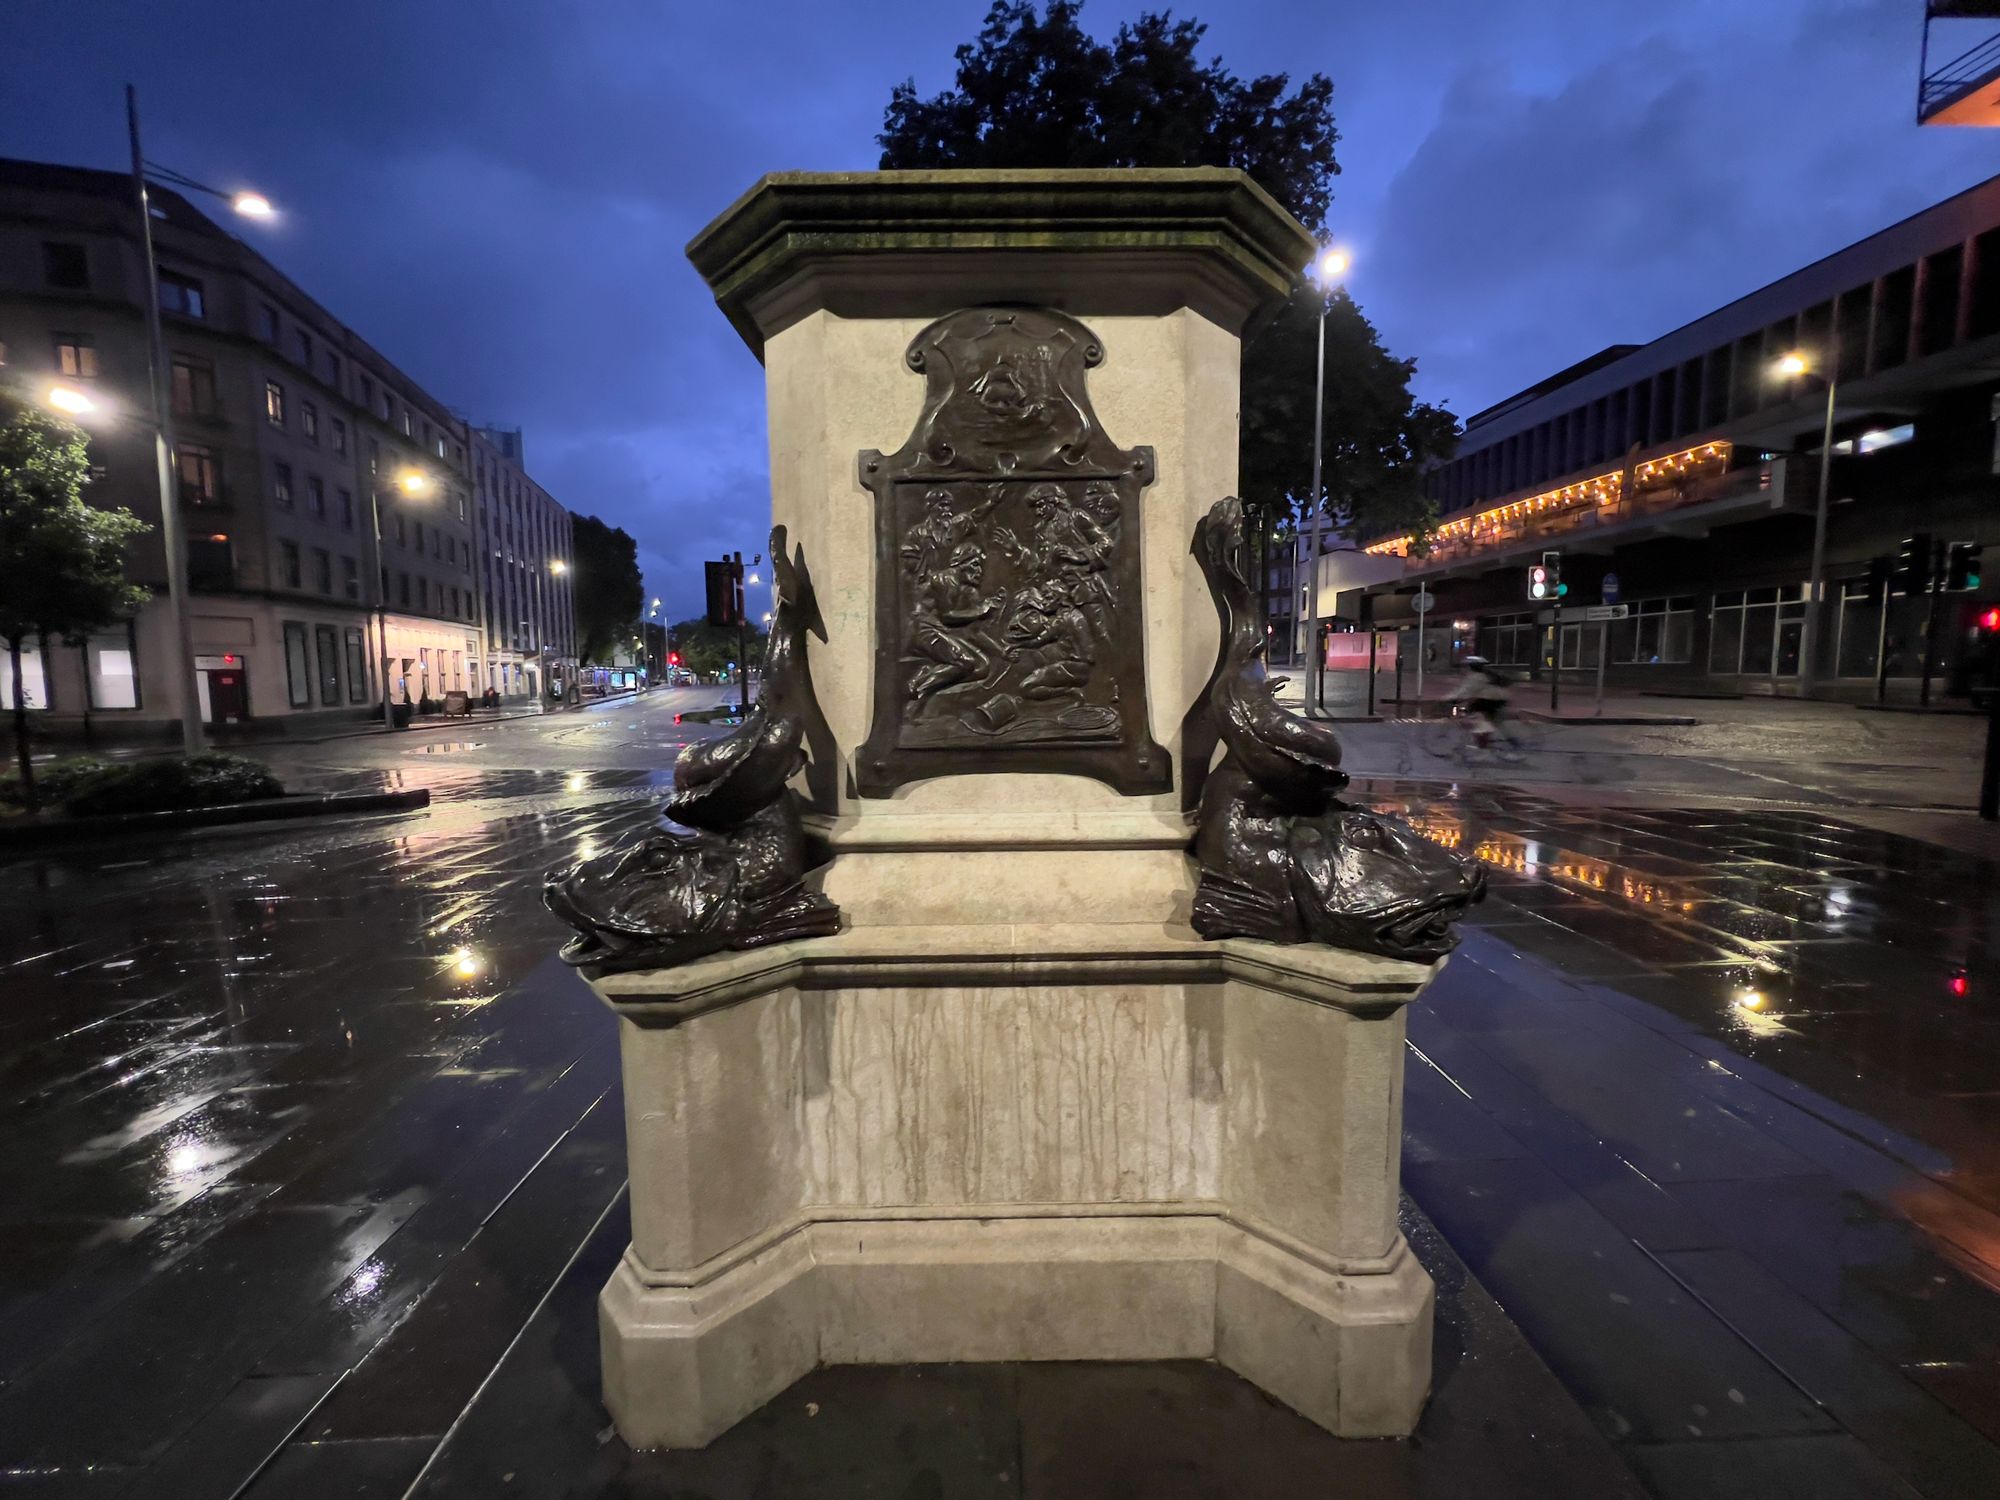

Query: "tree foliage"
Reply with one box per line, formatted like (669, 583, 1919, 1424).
(1241, 287, 1462, 543)
(879, 1, 1456, 543)
(0, 396, 151, 808)
(666, 616, 765, 681)
(570, 513, 645, 666)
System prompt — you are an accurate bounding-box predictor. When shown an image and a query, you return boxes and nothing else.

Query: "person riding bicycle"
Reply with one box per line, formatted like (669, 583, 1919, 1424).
(1449, 656, 1513, 748)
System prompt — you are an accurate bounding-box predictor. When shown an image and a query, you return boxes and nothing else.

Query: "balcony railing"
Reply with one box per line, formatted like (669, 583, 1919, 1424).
(1921, 28, 2000, 119)
(1400, 460, 1795, 573)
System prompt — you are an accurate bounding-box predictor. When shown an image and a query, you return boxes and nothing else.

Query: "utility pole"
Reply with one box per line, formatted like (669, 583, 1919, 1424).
(128, 85, 203, 756)
(1921, 538, 1943, 708)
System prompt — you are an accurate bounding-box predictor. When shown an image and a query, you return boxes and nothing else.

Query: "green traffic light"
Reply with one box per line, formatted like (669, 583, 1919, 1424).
(1555, 582, 1568, 597)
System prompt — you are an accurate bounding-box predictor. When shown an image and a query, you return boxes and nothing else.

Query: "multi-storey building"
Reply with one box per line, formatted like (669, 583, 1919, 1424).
(470, 425, 575, 700)
(1341, 168, 2000, 702)
(0, 158, 572, 734)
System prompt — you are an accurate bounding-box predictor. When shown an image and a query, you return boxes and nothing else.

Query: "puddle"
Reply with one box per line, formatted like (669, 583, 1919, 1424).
(411, 741, 486, 754)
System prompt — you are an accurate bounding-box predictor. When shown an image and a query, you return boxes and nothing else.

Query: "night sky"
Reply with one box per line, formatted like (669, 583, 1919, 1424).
(8, 0, 1995, 617)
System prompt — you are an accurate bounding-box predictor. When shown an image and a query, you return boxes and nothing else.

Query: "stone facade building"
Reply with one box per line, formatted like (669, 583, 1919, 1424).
(0, 158, 575, 735)
(471, 426, 575, 701)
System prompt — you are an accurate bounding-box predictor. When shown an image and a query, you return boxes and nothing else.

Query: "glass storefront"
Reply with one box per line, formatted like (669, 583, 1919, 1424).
(1710, 586, 1805, 679)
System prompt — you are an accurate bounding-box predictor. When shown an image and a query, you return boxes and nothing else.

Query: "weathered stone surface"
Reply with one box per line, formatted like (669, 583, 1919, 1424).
(593, 925, 1438, 1448)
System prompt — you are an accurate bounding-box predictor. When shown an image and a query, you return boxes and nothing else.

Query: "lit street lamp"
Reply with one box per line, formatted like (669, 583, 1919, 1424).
(45, 383, 97, 417)
(367, 467, 438, 731)
(125, 83, 274, 756)
(1770, 347, 1839, 692)
(548, 558, 567, 576)
(1302, 243, 1351, 716)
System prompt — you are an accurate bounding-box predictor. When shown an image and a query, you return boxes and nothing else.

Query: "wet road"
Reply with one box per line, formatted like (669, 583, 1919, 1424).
(1, 690, 1998, 1495)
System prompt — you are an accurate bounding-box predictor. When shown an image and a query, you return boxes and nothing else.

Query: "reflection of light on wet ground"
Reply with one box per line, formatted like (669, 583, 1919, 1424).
(1406, 813, 1703, 912)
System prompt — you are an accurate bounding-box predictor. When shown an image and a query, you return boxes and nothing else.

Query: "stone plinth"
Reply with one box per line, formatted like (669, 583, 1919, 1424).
(584, 168, 1438, 1449)
(591, 925, 1437, 1449)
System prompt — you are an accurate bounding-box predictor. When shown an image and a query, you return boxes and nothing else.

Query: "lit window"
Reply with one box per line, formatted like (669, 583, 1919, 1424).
(266, 380, 286, 426)
(175, 443, 220, 505)
(1831, 423, 1916, 456)
(86, 630, 138, 709)
(0, 639, 48, 709)
(55, 339, 98, 379)
(171, 360, 215, 417)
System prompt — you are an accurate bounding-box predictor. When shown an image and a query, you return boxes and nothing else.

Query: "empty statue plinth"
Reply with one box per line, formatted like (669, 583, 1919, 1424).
(582, 169, 1444, 1449)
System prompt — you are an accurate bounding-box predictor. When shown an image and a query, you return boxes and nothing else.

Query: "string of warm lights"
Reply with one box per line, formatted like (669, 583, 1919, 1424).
(1364, 441, 1732, 558)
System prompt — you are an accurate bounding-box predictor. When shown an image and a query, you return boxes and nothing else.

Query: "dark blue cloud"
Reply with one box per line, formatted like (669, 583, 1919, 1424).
(6, 0, 1993, 611)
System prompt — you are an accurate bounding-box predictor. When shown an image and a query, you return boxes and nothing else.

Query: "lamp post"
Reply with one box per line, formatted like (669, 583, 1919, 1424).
(1772, 347, 1839, 693)
(123, 86, 275, 755)
(1303, 245, 1350, 716)
(368, 467, 436, 730)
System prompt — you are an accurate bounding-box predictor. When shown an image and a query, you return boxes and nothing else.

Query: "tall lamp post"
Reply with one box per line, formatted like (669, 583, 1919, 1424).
(126, 85, 275, 755)
(369, 468, 437, 730)
(1302, 245, 1350, 717)
(1773, 347, 1840, 693)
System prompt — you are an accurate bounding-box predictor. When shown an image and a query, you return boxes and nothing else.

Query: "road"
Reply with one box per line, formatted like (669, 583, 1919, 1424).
(2, 684, 1999, 1496)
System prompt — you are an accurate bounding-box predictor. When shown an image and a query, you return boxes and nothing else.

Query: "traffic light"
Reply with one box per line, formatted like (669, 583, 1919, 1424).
(1895, 532, 1934, 596)
(704, 558, 739, 626)
(1947, 541, 1984, 592)
(1527, 550, 1565, 602)
(667, 651, 681, 668)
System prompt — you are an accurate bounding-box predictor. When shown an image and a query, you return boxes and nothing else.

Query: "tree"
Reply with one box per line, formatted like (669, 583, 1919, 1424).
(570, 513, 644, 666)
(666, 617, 765, 682)
(0, 397, 150, 810)
(880, 1, 1457, 548)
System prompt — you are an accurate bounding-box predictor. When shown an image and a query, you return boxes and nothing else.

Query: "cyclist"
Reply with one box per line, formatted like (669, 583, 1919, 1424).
(1449, 655, 1514, 749)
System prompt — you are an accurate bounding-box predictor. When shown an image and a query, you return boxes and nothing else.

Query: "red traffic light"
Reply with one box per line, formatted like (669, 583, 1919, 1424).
(1981, 609, 2000, 632)
(667, 651, 682, 667)
(1951, 970, 1970, 998)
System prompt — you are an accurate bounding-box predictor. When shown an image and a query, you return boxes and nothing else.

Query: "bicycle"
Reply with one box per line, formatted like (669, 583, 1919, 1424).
(1416, 703, 1542, 764)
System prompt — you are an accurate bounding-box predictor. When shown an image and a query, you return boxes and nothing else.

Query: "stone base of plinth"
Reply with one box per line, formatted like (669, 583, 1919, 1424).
(591, 924, 1438, 1450)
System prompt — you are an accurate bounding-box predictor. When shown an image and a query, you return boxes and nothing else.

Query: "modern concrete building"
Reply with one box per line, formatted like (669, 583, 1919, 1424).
(0, 158, 573, 736)
(1343, 168, 2000, 703)
(470, 425, 575, 702)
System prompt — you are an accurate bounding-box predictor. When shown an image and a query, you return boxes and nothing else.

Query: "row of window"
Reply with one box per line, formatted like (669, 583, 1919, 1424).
(1423, 223, 2000, 519)
(38, 234, 466, 472)
(1467, 584, 1956, 681)
(272, 538, 476, 622)
(283, 622, 372, 709)
(0, 628, 139, 712)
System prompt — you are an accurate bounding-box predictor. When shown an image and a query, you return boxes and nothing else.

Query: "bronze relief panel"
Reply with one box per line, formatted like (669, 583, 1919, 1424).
(856, 307, 1169, 797)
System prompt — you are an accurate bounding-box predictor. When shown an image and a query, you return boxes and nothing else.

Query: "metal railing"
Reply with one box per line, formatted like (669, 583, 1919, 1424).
(1921, 30, 2000, 117)
(1403, 462, 1791, 572)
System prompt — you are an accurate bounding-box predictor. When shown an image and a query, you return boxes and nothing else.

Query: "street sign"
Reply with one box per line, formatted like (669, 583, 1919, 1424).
(1412, 589, 1435, 614)
(1601, 571, 1621, 604)
(1583, 604, 1629, 622)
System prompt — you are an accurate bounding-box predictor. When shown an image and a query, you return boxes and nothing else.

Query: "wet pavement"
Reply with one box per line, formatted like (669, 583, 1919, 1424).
(2, 689, 1999, 1496)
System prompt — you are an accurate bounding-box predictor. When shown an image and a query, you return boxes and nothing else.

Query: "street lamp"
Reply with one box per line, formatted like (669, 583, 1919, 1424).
(1770, 347, 1839, 693)
(548, 558, 567, 576)
(45, 383, 97, 417)
(123, 84, 274, 755)
(1301, 243, 1352, 716)
(367, 467, 439, 730)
